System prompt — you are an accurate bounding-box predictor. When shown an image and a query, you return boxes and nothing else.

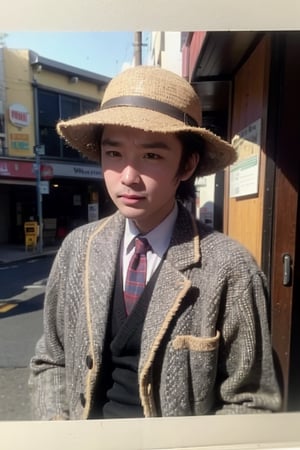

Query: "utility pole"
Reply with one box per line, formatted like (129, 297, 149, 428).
(133, 32, 142, 66)
(33, 80, 44, 253)
(34, 144, 44, 253)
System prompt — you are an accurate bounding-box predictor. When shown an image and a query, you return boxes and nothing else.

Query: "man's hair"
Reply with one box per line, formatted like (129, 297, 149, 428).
(175, 132, 204, 201)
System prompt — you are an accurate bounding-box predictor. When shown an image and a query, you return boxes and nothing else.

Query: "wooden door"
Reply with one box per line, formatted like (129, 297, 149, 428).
(268, 32, 300, 410)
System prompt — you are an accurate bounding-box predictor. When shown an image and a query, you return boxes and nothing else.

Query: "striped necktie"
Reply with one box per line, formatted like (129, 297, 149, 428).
(124, 236, 151, 316)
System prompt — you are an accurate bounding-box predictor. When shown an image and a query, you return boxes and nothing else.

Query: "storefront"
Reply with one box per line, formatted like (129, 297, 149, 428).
(0, 48, 112, 246)
(0, 158, 114, 245)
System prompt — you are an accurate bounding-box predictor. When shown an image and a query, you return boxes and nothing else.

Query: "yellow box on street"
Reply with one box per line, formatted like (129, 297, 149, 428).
(24, 221, 39, 250)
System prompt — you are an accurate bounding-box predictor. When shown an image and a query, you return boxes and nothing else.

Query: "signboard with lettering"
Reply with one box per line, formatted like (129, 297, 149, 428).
(40, 164, 54, 180)
(0, 159, 102, 180)
(230, 118, 261, 198)
(0, 160, 35, 179)
(8, 104, 30, 127)
(10, 133, 29, 151)
(45, 162, 102, 179)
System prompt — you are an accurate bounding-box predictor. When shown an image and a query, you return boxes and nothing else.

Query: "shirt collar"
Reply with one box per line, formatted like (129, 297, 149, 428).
(124, 202, 178, 257)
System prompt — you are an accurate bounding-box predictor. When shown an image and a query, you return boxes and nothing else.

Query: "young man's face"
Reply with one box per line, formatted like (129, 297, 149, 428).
(101, 125, 197, 233)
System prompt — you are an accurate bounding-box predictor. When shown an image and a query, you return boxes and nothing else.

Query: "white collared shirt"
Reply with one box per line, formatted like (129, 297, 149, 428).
(122, 203, 178, 289)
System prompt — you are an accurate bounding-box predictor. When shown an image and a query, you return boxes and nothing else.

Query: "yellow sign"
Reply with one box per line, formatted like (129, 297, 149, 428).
(10, 133, 29, 151)
(24, 221, 39, 250)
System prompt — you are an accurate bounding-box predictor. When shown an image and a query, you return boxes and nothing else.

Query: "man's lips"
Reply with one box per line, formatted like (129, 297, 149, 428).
(118, 193, 146, 204)
(118, 193, 145, 200)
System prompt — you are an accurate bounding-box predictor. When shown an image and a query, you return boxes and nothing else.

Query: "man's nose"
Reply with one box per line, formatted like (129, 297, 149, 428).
(121, 164, 141, 185)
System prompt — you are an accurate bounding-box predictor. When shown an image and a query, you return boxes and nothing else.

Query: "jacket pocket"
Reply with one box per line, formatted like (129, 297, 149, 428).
(160, 331, 220, 416)
(172, 331, 220, 352)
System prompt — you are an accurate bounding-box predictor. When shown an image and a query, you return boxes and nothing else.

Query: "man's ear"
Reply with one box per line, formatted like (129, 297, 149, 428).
(180, 153, 200, 181)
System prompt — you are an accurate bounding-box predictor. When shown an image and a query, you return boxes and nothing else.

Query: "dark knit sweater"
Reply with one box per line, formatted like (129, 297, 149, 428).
(90, 261, 161, 419)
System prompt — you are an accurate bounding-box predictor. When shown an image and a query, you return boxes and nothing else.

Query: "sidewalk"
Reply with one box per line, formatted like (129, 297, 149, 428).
(0, 243, 59, 265)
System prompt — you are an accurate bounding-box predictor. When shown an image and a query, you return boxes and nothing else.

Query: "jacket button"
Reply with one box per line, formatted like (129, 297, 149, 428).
(86, 355, 93, 369)
(80, 393, 86, 407)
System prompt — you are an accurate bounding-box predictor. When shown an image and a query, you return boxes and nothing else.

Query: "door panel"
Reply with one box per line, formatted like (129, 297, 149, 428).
(269, 32, 300, 410)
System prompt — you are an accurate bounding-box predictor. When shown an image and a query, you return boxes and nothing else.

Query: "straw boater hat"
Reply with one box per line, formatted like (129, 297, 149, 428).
(57, 65, 236, 176)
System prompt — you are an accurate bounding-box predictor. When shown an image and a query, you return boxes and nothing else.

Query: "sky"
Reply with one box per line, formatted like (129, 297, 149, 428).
(2, 32, 151, 78)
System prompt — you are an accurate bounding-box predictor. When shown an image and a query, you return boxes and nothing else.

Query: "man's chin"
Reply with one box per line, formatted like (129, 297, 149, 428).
(120, 210, 146, 220)
(115, 202, 142, 215)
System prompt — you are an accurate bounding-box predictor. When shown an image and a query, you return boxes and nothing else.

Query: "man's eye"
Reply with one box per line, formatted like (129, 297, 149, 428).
(144, 153, 161, 160)
(105, 150, 121, 157)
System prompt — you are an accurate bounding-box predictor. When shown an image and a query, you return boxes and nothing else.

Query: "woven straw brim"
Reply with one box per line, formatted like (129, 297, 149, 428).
(57, 106, 236, 176)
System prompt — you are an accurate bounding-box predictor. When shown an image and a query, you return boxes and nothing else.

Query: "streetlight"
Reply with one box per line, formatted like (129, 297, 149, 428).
(34, 144, 45, 253)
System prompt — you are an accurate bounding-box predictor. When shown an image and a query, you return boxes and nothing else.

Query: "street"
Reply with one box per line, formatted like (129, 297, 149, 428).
(0, 255, 55, 420)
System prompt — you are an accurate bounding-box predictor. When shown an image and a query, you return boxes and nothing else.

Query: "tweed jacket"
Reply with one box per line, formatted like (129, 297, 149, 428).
(29, 203, 281, 420)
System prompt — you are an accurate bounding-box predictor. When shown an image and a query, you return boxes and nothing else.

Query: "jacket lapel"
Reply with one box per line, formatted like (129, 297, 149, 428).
(139, 205, 201, 395)
(84, 212, 125, 356)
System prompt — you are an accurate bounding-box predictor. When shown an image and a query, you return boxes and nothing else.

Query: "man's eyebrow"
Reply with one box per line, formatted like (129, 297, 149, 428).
(101, 138, 171, 150)
(101, 138, 120, 146)
(141, 141, 171, 150)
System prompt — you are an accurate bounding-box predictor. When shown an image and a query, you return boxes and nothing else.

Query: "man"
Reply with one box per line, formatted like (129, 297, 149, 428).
(29, 65, 281, 420)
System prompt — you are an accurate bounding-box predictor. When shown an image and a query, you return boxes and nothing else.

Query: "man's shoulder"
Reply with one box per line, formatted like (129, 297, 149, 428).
(61, 211, 123, 248)
(177, 204, 258, 267)
(197, 220, 260, 271)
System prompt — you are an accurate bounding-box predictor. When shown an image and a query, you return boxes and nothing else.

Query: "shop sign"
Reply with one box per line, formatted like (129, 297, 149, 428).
(40, 164, 54, 180)
(45, 162, 102, 179)
(0, 159, 35, 179)
(0, 160, 102, 180)
(9, 104, 30, 127)
(10, 133, 29, 151)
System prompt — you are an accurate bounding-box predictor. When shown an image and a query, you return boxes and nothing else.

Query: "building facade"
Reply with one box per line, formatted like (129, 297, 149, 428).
(0, 47, 113, 245)
(147, 32, 222, 228)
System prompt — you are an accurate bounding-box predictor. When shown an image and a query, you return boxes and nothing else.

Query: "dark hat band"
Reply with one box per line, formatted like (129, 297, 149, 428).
(100, 95, 199, 127)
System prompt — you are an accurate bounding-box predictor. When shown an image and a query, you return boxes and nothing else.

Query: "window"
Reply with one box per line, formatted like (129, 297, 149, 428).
(61, 95, 80, 120)
(81, 99, 98, 115)
(37, 89, 98, 160)
(38, 90, 61, 157)
(40, 126, 61, 157)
